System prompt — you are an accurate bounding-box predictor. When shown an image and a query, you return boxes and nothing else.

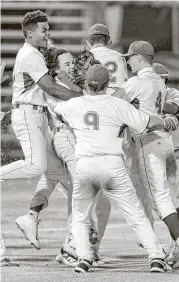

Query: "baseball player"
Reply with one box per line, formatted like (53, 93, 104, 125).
(86, 23, 128, 94)
(152, 62, 179, 267)
(112, 41, 179, 251)
(83, 23, 128, 254)
(0, 10, 81, 183)
(46, 64, 176, 273)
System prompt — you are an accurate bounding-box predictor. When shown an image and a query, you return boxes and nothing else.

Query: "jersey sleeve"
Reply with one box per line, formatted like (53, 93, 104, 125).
(21, 51, 48, 83)
(115, 98, 149, 134)
(166, 88, 179, 107)
(54, 98, 77, 124)
(120, 77, 140, 103)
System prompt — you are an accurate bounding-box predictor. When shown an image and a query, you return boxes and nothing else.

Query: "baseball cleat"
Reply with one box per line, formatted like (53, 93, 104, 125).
(16, 214, 41, 250)
(56, 248, 78, 267)
(150, 258, 167, 273)
(74, 259, 92, 273)
(166, 244, 179, 268)
(92, 253, 105, 266)
(0, 257, 20, 267)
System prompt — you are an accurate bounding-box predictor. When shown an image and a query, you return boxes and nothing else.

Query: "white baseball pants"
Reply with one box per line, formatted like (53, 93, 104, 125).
(0, 105, 48, 179)
(72, 155, 165, 261)
(123, 134, 154, 226)
(54, 127, 111, 244)
(135, 131, 177, 219)
(168, 149, 179, 209)
(30, 130, 68, 209)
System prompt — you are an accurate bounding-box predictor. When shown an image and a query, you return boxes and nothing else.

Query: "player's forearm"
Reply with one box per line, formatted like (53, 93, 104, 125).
(48, 83, 82, 100)
(163, 101, 179, 115)
(38, 74, 82, 101)
(147, 115, 179, 132)
(147, 116, 164, 131)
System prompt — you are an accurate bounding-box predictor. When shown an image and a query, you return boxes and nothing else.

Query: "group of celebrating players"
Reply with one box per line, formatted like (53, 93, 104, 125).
(1, 9, 179, 274)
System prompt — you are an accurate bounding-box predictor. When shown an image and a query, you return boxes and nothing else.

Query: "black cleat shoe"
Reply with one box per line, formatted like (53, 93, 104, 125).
(150, 258, 166, 273)
(74, 259, 92, 273)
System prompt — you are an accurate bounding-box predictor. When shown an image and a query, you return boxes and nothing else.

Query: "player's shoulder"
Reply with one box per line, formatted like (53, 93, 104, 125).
(107, 48, 124, 58)
(17, 43, 42, 61)
(66, 96, 83, 105)
(167, 87, 179, 94)
(109, 94, 132, 109)
(122, 75, 139, 87)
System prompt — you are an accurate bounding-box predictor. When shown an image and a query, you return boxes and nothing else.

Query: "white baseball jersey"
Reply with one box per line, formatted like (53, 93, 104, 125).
(12, 43, 48, 106)
(166, 87, 179, 150)
(54, 94, 149, 158)
(120, 67, 167, 116)
(90, 46, 128, 93)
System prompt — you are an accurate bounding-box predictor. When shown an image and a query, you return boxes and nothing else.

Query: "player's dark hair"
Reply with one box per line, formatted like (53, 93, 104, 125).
(21, 10, 48, 38)
(87, 34, 110, 46)
(45, 48, 69, 77)
(142, 55, 154, 65)
(87, 81, 109, 92)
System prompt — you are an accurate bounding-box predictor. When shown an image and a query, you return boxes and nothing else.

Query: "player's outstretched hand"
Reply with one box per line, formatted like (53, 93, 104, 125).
(147, 114, 179, 133)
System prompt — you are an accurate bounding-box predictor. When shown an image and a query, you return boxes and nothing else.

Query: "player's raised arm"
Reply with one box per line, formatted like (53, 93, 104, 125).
(115, 98, 178, 134)
(38, 73, 82, 100)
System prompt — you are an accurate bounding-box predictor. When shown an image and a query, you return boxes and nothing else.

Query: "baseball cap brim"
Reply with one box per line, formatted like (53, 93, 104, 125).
(122, 53, 137, 57)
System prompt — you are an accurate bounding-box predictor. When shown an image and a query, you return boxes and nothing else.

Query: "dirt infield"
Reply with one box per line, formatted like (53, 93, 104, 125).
(1, 180, 179, 282)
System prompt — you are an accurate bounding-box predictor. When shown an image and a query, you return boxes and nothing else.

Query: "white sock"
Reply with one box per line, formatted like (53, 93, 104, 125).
(28, 210, 39, 219)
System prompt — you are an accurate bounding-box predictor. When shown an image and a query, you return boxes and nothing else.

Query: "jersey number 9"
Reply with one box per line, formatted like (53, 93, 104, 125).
(84, 111, 99, 130)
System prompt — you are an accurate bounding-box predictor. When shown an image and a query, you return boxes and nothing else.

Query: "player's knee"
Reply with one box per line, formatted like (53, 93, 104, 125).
(28, 161, 47, 176)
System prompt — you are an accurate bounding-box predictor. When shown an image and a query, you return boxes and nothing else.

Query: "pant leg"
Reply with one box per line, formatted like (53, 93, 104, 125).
(0, 106, 48, 179)
(93, 191, 111, 252)
(53, 127, 76, 235)
(124, 131, 154, 226)
(136, 132, 177, 219)
(166, 148, 179, 209)
(72, 159, 99, 261)
(101, 156, 165, 261)
(129, 143, 154, 226)
(30, 130, 69, 209)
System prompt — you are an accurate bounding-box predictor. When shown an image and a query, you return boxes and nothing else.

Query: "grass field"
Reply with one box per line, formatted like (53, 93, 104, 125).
(1, 179, 179, 282)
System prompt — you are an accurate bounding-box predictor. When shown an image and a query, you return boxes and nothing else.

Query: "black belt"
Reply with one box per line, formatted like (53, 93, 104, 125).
(13, 104, 48, 113)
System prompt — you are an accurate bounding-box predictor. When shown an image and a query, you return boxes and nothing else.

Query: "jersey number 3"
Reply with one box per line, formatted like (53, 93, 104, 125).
(104, 61, 118, 83)
(84, 111, 99, 130)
